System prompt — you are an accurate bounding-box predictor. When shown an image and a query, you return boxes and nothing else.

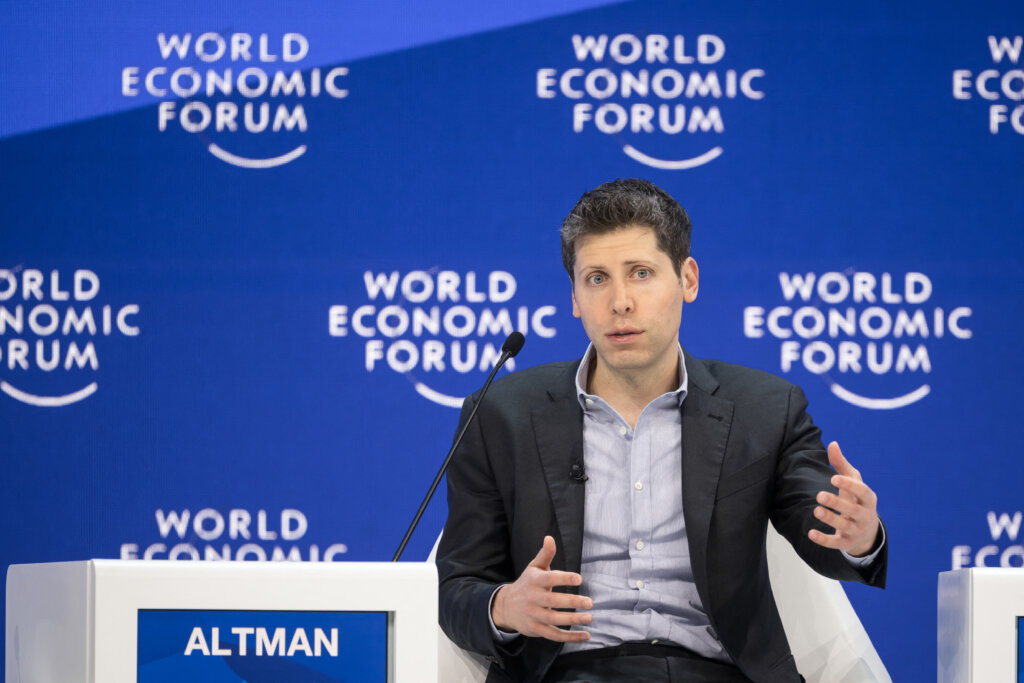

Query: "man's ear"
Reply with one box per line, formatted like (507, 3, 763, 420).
(571, 284, 581, 318)
(682, 257, 699, 303)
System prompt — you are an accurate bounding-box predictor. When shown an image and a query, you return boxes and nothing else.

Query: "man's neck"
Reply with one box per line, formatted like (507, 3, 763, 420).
(587, 354, 679, 428)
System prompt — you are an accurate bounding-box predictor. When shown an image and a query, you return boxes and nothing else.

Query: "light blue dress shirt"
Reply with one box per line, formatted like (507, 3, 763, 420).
(560, 344, 729, 660)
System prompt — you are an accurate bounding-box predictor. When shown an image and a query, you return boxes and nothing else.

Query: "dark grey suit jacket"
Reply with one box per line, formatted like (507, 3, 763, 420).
(436, 350, 886, 683)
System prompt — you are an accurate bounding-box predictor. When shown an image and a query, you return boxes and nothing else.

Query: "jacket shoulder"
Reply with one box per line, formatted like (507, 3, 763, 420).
(480, 359, 579, 404)
(693, 356, 803, 400)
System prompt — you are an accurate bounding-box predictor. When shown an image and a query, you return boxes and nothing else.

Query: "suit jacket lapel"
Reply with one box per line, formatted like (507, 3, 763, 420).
(680, 351, 735, 611)
(531, 363, 586, 574)
(525, 353, 735, 590)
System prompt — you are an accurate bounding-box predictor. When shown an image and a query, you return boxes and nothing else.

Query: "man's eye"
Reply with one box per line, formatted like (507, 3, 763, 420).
(634, 269, 650, 279)
(588, 274, 605, 285)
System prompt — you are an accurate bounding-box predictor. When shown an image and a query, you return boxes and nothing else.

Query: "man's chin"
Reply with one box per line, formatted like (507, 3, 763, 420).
(595, 347, 650, 371)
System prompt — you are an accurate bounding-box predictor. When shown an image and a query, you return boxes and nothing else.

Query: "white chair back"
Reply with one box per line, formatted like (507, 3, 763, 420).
(429, 534, 491, 682)
(766, 525, 891, 682)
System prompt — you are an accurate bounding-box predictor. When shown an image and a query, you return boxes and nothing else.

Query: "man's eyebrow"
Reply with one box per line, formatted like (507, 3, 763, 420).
(578, 258, 650, 270)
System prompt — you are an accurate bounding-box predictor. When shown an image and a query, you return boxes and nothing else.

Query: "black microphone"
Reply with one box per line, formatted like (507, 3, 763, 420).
(392, 331, 525, 562)
(569, 461, 587, 483)
(501, 330, 525, 358)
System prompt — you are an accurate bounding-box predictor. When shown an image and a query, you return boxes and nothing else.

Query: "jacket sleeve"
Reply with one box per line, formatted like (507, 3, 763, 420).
(769, 385, 887, 588)
(435, 394, 527, 665)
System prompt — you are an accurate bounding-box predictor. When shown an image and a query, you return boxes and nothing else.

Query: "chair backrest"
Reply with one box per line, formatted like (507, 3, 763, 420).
(429, 535, 491, 682)
(765, 525, 891, 682)
(430, 528, 891, 683)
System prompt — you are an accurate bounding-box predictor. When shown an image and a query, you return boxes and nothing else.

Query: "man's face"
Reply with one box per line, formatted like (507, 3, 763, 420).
(571, 225, 699, 385)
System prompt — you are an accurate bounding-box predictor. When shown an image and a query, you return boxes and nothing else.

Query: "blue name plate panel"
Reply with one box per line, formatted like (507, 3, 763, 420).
(137, 609, 388, 682)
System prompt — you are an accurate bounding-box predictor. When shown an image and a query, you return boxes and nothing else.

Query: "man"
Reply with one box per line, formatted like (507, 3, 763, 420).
(437, 179, 886, 683)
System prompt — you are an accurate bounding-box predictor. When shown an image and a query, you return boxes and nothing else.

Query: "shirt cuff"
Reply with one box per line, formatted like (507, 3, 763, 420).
(841, 523, 886, 567)
(488, 584, 521, 643)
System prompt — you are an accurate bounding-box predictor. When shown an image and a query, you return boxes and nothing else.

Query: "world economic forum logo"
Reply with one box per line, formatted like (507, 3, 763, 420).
(537, 32, 765, 170)
(743, 270, 973, 410)
(951, 510, 1024, 570)
(0, 267, 139, 407)
(121, 32, 349, 169)
(952, 35, 1024, 135)
(120, 507, 348, 562)
(328, 268, 558, 408)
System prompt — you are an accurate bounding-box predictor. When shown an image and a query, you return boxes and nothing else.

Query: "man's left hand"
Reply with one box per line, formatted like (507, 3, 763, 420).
(808, 441, 881, 557)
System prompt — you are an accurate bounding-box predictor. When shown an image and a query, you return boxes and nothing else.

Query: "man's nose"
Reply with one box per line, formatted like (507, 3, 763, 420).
(611, 282, 633, 314)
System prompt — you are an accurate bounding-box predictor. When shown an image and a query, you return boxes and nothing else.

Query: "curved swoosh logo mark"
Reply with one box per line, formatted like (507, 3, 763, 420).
(207, 143, 307, 169)
(622, 144, 723, 170)
(1, 381, 98, 407)
(414, 382, 464, 409)
(829, 382, 930, 410)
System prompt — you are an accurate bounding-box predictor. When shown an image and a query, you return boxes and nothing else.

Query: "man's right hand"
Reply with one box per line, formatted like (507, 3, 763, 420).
(491, 535, 593, 642)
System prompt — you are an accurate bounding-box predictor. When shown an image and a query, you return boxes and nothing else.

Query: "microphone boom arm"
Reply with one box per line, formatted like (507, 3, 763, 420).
(391, 332, 523, 562)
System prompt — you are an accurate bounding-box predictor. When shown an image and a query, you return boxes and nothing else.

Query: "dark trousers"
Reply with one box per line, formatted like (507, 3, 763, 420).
(542, 644, 754, 683)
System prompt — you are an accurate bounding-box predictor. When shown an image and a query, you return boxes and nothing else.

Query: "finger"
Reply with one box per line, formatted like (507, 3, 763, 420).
(534, 623, 591, 643)
(529, 535, 557, 571)
(827, 442, 861, 480)
(541, 592, 594, 611)
(814, 505, 856, 533)
(542, 570, 584, 589)
(808, 528, 846, 550)
(541, 609, 593, 627)
(830, 476, 877, 507)
(816, 491, 862, 519)
(811, 520, 879, 556)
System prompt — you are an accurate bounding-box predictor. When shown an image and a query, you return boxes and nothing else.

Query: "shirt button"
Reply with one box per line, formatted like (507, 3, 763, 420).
(651, 639, 659, 645)
(634, 481, 643, 491)
(635, 540, 645, 550)
(585, 398, 594, 405)
(618, 426, 628, 436)
(636, 580, 645, 589)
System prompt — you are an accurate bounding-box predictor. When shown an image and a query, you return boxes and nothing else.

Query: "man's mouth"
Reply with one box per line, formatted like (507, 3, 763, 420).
(607, 329, 641, 343)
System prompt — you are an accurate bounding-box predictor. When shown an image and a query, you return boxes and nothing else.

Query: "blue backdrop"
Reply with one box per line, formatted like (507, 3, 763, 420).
(3, 1, 1023, 679)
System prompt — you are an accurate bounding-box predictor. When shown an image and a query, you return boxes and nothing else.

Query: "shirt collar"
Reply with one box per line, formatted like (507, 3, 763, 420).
(575, 343, 689, 410)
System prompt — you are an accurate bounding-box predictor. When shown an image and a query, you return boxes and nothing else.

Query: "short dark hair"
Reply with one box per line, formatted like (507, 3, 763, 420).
(560, 178, 692, 280)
